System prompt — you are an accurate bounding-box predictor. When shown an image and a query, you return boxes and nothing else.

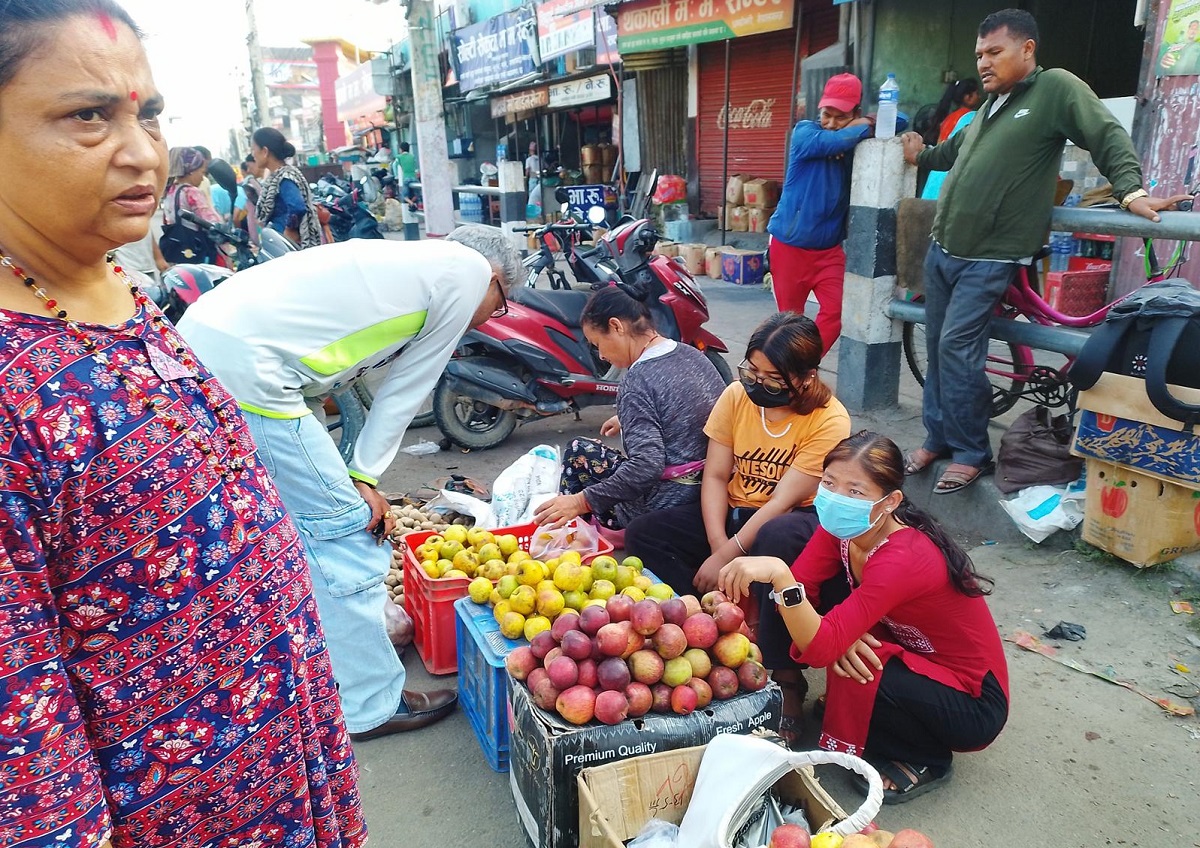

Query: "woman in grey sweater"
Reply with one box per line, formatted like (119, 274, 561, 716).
(533, 286, 726, 530)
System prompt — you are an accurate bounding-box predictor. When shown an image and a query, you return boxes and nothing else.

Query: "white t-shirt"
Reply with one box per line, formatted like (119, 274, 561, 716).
(112, 213, 164, 280)
(525, 154, 541, 178)
(987, 92, 1011, 119)
(178, 239, 491, 483)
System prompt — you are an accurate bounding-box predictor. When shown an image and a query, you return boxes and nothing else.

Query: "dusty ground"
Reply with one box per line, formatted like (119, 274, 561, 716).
(353, 274, 1200, 847)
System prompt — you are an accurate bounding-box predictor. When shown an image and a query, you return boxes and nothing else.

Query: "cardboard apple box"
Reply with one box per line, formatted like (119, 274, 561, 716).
(742, 178, 780, 209)
(725, 173, 749, 205)
(721, 248, 766, 286)
(1071, 372, 1200, 492)
(509, 680, 781, 848)
(577, 743, 844, 848)
(727, 206, 749, 233)
(704, 246, 724, 279)
(1081, 459, 1200, 567)
(748, 206, 774, 233)
(677, 243, 706, 276)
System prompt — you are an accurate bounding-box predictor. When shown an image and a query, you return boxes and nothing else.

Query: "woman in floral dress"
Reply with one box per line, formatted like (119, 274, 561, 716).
(0, 2, 365, 846)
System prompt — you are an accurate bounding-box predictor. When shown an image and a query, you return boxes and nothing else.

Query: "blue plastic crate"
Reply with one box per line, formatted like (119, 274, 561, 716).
(454, 597, 523, 772)
(452, 568, 674, 773)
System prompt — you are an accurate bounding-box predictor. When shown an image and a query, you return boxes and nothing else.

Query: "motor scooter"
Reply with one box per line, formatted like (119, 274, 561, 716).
(315, 174, 384, 241)
(433, 206, 732, 450)
(519, 189, 619, 290)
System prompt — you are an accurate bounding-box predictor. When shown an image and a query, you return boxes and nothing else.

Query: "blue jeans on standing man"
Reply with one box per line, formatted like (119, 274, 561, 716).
(244, 410, 405, 734)
(921, 244, 1020, 469)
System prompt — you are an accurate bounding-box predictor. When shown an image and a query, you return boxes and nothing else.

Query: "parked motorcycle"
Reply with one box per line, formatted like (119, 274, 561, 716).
(433, 211, 732, 450)
(315, 173, 384, 241)
(520, 196, 613, 291)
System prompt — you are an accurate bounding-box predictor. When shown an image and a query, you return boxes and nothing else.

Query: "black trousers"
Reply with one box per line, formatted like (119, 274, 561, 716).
(865, 661, 1008, 770)
(624, 502, 821, 670)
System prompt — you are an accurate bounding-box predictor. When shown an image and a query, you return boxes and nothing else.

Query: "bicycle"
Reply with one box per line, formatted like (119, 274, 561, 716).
(901, 237, 1190, 417)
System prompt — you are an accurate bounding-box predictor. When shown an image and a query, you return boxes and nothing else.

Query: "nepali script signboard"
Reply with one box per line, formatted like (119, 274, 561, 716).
(452, 7, 540, 93)
(548, 73, 612, 109)
(617, 0, 794, 54)
(537, 0, 596, 62)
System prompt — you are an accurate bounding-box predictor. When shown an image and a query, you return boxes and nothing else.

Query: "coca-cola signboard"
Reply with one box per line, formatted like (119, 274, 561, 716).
(717, 98, 776, 130)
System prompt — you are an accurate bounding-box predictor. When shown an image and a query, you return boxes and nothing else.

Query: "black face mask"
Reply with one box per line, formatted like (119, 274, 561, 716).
(743, 380, 793, 408)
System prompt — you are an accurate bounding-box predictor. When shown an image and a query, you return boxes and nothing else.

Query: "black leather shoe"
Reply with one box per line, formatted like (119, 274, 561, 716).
(349, 689, 458, 741)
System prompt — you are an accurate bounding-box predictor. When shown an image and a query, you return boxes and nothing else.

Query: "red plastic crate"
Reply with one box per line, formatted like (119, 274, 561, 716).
(1044, 269, 1110, 317)
(400, 521, 615, 675)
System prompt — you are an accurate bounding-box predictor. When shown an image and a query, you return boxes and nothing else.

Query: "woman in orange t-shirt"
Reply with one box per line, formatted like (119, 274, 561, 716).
(625, 312, 851, 741)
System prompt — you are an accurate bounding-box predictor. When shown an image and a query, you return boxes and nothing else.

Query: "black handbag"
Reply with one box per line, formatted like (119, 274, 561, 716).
(995, 405, 1082, 494)
(1070, 280, 1200, 428)
(158, 188, 211, 263)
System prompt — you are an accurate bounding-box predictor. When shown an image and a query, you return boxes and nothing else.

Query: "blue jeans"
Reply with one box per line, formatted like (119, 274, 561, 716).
(921, 245, 1018, 468)
(244, 411, 405, 733)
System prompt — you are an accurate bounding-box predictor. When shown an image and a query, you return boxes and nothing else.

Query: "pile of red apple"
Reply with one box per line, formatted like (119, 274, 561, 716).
(504, 590, 770, 725)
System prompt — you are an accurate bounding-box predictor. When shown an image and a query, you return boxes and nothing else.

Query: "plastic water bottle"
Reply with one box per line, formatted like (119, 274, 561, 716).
(877, 73, 900, 140)
(1050, 232, 1071, 272)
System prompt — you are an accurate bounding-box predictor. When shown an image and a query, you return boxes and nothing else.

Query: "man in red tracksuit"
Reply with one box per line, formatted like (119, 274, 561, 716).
(767, 74, 875, 355)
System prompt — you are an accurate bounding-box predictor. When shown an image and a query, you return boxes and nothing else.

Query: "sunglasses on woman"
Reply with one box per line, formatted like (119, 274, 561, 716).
(737, 360, 790, 395)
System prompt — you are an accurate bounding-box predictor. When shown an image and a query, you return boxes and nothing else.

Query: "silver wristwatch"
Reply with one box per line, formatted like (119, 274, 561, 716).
(769, 583, 806, 608)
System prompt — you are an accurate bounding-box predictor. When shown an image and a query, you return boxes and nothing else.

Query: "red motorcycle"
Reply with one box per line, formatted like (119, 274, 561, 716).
(433, 215, 732, 450)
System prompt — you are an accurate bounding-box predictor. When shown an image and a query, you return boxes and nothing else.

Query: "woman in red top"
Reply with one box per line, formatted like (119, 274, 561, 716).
(719, 430, 1008, 804)
(927, 78, 981, 143)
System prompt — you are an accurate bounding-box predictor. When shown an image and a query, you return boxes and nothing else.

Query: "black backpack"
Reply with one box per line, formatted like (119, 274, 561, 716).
(1070, 280, 1200, 429)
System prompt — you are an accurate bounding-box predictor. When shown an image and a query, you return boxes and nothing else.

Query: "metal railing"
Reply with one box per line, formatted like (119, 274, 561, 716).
(886, 208, 1200, 355)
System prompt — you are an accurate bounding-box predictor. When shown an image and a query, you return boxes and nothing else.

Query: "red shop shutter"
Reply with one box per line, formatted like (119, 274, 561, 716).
(696, 2, 839, 217)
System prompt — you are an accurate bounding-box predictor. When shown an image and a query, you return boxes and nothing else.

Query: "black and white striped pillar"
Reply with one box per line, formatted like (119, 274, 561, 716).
(837, 138, 916, 411)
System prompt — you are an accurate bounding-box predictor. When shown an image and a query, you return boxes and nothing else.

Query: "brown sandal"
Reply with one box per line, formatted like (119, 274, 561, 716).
(933, 462, 993, 494)
(903, 448, 945, 476)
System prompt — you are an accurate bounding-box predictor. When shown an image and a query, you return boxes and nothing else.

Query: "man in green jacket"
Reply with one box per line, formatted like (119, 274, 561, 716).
(900, 7, 1187, 494)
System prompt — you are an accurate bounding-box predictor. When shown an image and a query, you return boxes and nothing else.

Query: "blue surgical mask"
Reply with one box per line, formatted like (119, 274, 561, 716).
(813, 486, 888, 540)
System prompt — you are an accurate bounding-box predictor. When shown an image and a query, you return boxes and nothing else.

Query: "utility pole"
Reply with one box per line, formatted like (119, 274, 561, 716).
(407, 0, 456, 237)
(245, 0, 271, 130)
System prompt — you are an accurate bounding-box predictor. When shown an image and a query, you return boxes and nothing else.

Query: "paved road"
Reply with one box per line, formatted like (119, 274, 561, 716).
(357, 273, 1200, 847)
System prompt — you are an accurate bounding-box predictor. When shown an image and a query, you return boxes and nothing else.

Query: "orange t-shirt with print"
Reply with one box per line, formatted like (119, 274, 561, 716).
(703, 382, 851, 509)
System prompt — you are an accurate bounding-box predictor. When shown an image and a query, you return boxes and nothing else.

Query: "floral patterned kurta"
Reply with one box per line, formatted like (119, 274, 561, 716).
(0, 300, 366, 847)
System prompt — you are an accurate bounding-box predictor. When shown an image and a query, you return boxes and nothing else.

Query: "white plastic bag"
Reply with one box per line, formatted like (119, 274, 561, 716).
(998, 482, 1085, 543)
(490, 444, 561, 526)
(528, 517, 601, 561)
(628, 818, 679, 848)
(676, 734, 881, 846)
(423, 489, 496, 529)
(399, 439, 441, 456)
(384, 598, 413, 648)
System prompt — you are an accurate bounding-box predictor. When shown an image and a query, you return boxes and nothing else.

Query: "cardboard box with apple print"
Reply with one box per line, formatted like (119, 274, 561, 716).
(1081, 459, 1200, 567)
(1071, 373, 1200, 492)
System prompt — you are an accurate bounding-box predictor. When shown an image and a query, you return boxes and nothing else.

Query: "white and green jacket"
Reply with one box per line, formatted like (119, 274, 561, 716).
(178, 238, 490, 486)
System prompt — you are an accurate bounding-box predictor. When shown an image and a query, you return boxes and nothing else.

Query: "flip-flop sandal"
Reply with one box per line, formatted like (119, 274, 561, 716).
(776, 716, 802, 750)
(933, 462, 994, 494)
(903, 449, 946, 476)
(874, 760, 953, 804)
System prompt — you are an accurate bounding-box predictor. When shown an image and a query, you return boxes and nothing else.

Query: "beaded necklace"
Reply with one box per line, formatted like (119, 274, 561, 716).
(0, 247, 248, 484)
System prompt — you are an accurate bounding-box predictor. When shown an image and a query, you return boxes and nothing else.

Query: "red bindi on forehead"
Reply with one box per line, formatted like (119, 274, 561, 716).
(96, 12, 118, 41)
(130, 91, 138, 101)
